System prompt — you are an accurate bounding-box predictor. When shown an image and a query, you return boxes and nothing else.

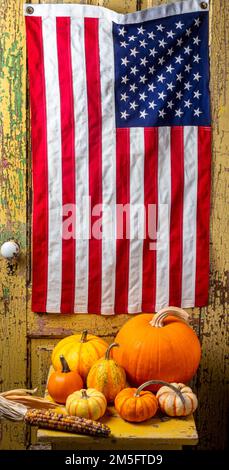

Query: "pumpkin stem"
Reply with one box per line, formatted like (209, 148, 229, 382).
(59, 355, 71, 373)
(105, 342, 119, 360)
(80, 330, 88, 343)
(149, 307, 190, 328)
(134, 380, 185, 404)
(81, 389, 88, 399)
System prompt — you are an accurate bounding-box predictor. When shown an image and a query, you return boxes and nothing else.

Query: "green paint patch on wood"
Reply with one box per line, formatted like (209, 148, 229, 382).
(0, 224, 26, 247)
(2, 286, 10, 300)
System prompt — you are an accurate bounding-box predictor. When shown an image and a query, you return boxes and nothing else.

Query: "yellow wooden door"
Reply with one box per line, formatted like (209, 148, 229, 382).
(0, 0, 228, 450)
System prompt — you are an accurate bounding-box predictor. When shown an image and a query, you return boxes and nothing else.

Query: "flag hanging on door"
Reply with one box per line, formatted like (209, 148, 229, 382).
(25, 0, 211, 315)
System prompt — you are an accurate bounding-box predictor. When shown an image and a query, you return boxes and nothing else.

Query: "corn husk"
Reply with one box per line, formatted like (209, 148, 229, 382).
(0, 396, 27, 421)
(0, 388, 58, 410)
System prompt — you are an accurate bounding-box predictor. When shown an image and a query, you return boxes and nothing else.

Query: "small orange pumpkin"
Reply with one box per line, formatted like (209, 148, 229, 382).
(87, 343, 126, 403)
(48, 355, 83, 404)
(113, 307, 201, 390)
(51, 330, 108, 381)
(114, 380, 158, 423)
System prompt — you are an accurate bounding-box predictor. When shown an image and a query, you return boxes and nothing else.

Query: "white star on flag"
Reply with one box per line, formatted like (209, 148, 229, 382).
(129, 83, 138, 92)
(121, 75, 129, 84)
(184, 99, 192, 108)
(137, 26, 145, 34)
(147, 31, 156, 39)
(140, 109, 148, 118)
(120, 92, 129, 102)
(139, 92, 147, 101)
(148, 83, 156, 92)
(158, 91, 166, 100)
(166, 64, 174, 73)
(156, 24, 165, 31)
(121, 110, 129, 119)
(118, 27, 126, 37)
(130, 101, 138, 110)
(121, 57, 130, 66)
(130, 47, 139, 57)
(167, 100, 174, 109)
(194, 107, 202, 116)
(175, 108, 184, 117)
(175, 21, 184, 29)
(128, 35, 136, 42)
(167, 30, 175, 38)
(149, 47, 158, 57)
(148, 100, 157, 109)
(194, 90, 202, 99)
(158, 109, 166, 118)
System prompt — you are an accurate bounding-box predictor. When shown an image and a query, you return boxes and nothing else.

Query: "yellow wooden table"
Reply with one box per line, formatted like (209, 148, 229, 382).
(38, 408, 198, 450)
(37, 369, 198, 450)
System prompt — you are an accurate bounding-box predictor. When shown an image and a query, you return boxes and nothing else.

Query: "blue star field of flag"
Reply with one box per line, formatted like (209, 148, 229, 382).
(113, 11, 210, 127)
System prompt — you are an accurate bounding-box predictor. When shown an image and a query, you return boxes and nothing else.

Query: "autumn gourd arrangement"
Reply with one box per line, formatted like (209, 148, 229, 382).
(47, 307, 201, 424)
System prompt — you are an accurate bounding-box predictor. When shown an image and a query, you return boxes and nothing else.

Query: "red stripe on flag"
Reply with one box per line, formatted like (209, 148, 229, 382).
(195, 127, 211, 305)
(85, 18, 102, 314)
(142, 128, 158, 312)
(26, 17, 48, 312)
(56, 18, 76, 314)
(115, 129, 130, 314)
(169, 126, 184, 306)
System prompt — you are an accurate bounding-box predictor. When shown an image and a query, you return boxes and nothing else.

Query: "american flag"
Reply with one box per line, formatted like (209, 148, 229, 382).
(25, 0, 211, 315)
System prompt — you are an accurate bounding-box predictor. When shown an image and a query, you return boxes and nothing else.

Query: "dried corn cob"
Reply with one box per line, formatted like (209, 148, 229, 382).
(25, 409, 111, 437)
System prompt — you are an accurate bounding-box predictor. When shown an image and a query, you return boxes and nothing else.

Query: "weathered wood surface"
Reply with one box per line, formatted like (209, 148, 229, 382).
(0, 0, 27, 449)
(0, 0, 228, 450)
(194, 0, 229, 450)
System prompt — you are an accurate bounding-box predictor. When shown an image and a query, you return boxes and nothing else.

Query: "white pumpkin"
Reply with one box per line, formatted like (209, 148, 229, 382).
(156, 382, 198, 417)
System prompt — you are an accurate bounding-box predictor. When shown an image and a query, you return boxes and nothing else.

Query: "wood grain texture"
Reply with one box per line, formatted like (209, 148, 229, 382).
(195, 0, 229, 450)
(0, 0, 228, 450)
(0, 0, 27, 450)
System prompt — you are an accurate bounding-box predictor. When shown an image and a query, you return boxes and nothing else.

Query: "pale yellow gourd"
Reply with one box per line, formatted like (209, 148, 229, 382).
(66, 388, 107, 421)
(156, 382, 198, 416)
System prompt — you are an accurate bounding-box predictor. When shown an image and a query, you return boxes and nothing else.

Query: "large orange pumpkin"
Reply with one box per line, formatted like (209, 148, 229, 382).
(113, 307, 201, 390)
(51, 330, 108, 381)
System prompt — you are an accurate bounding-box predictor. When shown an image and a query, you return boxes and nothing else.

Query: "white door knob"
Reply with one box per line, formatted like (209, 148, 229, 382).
(0, 240, 20, 260)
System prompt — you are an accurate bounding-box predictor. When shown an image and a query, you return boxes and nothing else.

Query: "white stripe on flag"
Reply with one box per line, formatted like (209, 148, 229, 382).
(99, 19, 117, 315)
(156, 127, 171, 311)
(182, 126, 198, 306)
(128, 127, 145, 313)
(71, 18, 89, 313)
(42, 17, 62, 312)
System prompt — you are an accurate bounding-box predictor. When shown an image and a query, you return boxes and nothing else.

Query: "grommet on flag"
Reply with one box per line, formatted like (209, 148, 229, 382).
(200, 2, 208, 9)
(26, 6, 34, 15)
